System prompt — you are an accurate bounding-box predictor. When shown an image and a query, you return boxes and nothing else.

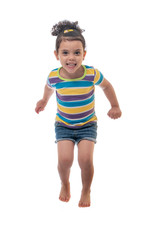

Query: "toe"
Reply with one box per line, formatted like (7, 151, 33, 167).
(78, 201, 90, 207)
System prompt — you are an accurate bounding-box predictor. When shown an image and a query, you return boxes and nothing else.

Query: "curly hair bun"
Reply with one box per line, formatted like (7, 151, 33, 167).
(51, 20, 84, 36)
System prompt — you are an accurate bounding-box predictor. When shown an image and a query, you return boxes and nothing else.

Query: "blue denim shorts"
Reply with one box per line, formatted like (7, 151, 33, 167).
(55, 122, 97, 145)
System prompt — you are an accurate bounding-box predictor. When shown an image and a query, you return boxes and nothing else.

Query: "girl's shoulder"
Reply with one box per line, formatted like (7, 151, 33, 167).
(84, 65, 104, 85)
(84, 65, 97, 76)
(84, 65, 95, 70)
(48, 68, 59, 78)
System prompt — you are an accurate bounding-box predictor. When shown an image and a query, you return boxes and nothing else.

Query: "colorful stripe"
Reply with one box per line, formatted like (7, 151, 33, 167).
(57, 101, 95, 114)
(56, 89, 94, 101)
(57, 86, 94, 95)
(56, 95, 94, 108)
(57, 108, 94, 119)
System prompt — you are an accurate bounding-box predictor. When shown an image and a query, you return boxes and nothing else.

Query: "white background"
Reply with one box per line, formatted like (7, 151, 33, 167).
(0, 0, 150, 239)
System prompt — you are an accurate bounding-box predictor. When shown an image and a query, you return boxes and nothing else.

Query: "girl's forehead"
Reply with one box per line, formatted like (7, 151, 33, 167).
(59, 40, 83, 49)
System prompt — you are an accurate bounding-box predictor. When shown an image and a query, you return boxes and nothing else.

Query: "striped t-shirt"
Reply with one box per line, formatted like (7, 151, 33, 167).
(47, 65, 104, 128)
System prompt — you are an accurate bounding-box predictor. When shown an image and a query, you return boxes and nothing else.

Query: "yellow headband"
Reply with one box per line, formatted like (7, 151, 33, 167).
(64, 29, 74, 33)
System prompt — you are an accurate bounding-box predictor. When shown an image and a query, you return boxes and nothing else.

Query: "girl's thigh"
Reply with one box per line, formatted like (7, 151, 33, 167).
(57, 140, 75, 165)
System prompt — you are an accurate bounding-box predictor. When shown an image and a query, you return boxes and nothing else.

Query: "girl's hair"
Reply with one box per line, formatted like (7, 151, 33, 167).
(51, 20, 86, 52)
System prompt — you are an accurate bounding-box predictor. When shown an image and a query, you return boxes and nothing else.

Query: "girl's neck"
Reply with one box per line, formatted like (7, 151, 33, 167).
(59, 65, 85, 79)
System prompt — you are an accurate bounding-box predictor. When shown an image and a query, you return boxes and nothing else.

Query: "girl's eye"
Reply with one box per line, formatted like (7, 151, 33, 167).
(62, 51, 68, 55)
(75, 51, 80, 55)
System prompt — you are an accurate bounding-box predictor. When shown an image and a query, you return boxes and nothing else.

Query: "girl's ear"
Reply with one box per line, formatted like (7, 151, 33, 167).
(54, 50, 59, 60)
(83, 51, 87, 60)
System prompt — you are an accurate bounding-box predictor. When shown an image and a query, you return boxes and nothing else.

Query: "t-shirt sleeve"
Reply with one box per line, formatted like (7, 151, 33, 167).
(47, 75, 53, 88)
(93, 69, 104, 85)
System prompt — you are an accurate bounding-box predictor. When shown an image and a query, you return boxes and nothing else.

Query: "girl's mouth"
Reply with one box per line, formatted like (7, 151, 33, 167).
(66, 63, 77, 66)
(66, 63, 77, 71)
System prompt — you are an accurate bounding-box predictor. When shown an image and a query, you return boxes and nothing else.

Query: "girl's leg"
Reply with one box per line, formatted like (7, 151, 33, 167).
(57, 140, 75, 202)
(78, 140, 95, 207)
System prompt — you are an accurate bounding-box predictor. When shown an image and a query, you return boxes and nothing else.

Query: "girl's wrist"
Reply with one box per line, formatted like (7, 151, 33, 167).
(111, 105, 120, 109)
(42, 98, 49, 104)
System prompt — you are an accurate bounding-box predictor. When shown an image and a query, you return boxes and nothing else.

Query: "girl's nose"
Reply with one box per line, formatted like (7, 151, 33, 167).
(68, 53, 75, 60)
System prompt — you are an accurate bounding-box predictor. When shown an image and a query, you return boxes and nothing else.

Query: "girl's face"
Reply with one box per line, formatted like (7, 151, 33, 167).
(54, 40, 86, 78)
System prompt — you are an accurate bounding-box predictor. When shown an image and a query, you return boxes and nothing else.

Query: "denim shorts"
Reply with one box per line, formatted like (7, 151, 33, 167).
(55, 122, 97, 145)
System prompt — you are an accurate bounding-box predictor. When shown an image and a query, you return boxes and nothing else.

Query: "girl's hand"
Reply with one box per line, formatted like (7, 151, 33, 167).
(35, 99, 47, 114)
(107, 107, 122, 119)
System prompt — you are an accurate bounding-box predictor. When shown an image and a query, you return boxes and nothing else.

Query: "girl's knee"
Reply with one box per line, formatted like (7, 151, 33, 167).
(78, 157, 93, 169)
(58, 156, 73, 168)
(57, 141, 74, 168)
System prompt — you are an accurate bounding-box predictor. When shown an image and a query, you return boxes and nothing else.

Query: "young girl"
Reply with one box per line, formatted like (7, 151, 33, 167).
(35, 20, 122, 207)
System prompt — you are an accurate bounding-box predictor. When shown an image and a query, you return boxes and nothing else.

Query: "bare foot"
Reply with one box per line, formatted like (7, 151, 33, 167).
(59, 182, 71, 202)
(78, 189, 91, 207)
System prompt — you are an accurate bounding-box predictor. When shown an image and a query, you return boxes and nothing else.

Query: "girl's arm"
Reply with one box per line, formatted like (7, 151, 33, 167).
(99, 78, 122, 119)
(35, 85, 54, 114)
